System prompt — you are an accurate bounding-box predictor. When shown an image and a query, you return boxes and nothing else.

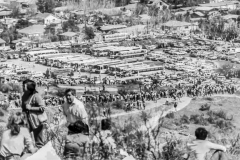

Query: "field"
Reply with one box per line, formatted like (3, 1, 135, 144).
(164, 96, 240, 138)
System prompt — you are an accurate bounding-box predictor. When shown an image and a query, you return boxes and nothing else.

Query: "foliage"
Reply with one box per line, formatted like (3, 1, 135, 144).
(180, 114, 190, 124)
(135, 3, 146, 16)
(166, 112, 174, 119)
(44, 24, 59, 42)
(115, 0, 131, 7)
(8, 83, 22, 93)
(199, 16, 238, 41)
(36, 0, 55, 13)
(190, 114, 208, 125)
(0, 104, 9, 111)
(112, 100, 124, 109)
(0, 26, 20, 44)
(11, 6, 21, 18)
(15, 19, 32, 29)
(62, 19, 80, 32)
(83, 26, 95, 40)
(217, 64, 234, 77)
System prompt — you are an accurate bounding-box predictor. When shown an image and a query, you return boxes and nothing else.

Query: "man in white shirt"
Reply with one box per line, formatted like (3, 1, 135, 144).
(61, 88, 89, 159)
(186, 127, 228, 160)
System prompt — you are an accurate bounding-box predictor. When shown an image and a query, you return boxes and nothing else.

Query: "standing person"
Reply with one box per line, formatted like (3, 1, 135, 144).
(0, 112, 38, 160)
(174, 102, 177, 112)
(61, 89, 89, 159)
(186, 127, 228, 160)
(21, 79, 47, 149)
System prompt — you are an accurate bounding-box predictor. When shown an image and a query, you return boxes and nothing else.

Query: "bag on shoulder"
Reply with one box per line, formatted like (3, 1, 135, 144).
(28, 94, 48, 129)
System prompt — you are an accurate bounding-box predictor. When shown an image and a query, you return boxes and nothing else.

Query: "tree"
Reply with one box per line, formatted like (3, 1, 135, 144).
(36, 0, 55, 13)
(62, 19, 80, 32)
(15, 19, 32, 29)
(11, 6, 21, 18)
(84, 26, 95, 40)
(0, 26, 20, 44)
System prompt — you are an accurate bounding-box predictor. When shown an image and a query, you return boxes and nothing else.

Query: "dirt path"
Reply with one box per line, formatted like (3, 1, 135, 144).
(138, 97, 192, 131)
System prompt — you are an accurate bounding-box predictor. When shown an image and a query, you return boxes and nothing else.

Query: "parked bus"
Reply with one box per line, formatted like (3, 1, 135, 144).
(25, 49, 59, 58)
(104, 33, 129, 42)
(132, 65, 163, 74)
(118, 52, 145, 60)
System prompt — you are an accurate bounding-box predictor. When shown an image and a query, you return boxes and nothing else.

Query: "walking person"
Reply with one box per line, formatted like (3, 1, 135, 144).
(61, 89, 89, 159)
(21, 79, 47, 149)
(0, 112, 38, 160)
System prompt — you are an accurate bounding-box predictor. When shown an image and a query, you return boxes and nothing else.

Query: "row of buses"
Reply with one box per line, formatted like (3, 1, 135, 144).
(37, 52, 164, 77)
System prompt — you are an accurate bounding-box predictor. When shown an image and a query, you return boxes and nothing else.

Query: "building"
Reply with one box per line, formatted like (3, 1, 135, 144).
(147, 0, 170, 9)
(195, 7, 215, 14)
(198, 1, 240, 10)
(18, 25, 45, 39)
(35, 13, 61, 25)
(191, 11, 205, 18)
(163, 20, 198, 33)
(59, 32, 82, 43)
(10, 37, 31, 50)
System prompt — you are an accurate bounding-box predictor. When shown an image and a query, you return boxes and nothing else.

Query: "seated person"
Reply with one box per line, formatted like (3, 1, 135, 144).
(0, 112, 38, 160)
(186, 127, 228, 160)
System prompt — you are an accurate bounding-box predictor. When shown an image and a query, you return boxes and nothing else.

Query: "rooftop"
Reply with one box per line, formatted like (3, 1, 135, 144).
(18, 25, 45, 35)
(199, 1, 239, 7)
(163, 20, 192, 27)
(195, 6, 214, 11)
(59, 32, 78, 37)
(101, 25, 127, 31)
(222, 14, 239, 19)
(35, 13, 52, 19)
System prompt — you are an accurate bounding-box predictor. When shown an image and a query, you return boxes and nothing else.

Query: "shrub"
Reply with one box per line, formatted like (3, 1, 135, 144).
(166, 112, 174, 119)
(0, 104, 9, 111)
(190, 114, 208, 126)
(215, 120, 234, 130)
(214, 110, 227, 120)
(205, 97, 214, 101)
(112, 100, 124, 109)
(180, 114, 190, 124)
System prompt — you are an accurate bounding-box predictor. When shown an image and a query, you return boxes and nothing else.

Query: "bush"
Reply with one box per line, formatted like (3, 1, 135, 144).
(166, 112, 174, 119)
(112, 100, 124, 109)
(180, 114, 190, 124)
(214, 110, 227, 120)
(215, 120, 234, 130)
(190, 114, 208, 125)
(205, 97, 214, 101)
(0, 104, 8, 111)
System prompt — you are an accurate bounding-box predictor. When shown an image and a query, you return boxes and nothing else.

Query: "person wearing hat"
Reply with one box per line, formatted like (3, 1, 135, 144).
(0, 112, 38, 160)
